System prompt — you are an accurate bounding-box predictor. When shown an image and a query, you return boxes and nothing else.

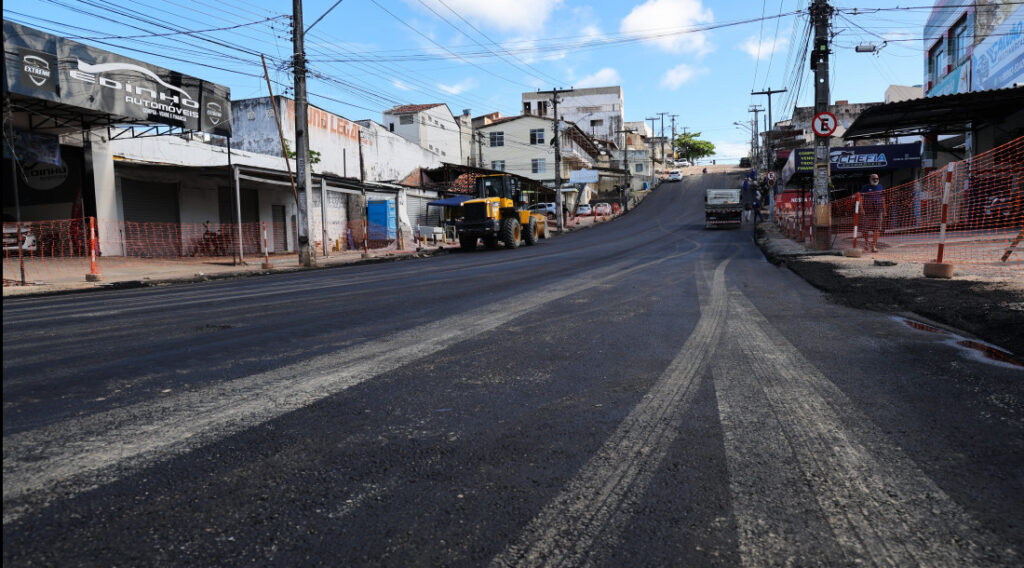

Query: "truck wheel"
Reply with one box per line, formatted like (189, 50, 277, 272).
(524, 218, 538, 246)
(459, 234, 476, 251)
(501, 218, 521, 249)
(483, 235, 499, 249)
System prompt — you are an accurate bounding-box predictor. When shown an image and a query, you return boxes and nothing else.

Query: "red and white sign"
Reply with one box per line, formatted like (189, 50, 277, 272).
(766, 171, 776, 182)
(812, 111, 838, 137)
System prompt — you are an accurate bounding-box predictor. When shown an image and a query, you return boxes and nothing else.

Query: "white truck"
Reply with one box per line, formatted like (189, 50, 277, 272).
(705, 189, 743, 229)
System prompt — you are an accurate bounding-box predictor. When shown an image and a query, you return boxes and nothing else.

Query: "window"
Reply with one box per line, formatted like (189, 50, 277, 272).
(523, 101, 531, 114)
(951, 17, 968, 63)
(530, 128, 545, 144)
(389, 123, 395, 132)
(929, 42, 946, 82)
(491, 160, 505, 171)
(635, 163, 644, 173)
(531, 158, 546, 174)
(579, 106, 602, 113)
(590, 119, 604, 128)
(538, 101, 548, 116)
(489, 131, 504, 147)
(399, 114, 414, 125)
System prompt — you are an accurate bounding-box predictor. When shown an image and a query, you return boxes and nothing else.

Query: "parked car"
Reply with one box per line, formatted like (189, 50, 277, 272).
(2, 223, 38, 253)
(739, 157, 751, 168)
(575, 203, 593, 216)
(528, 202, 557, 219)
(593, 202, 612, 216)
(668, 170, 683, 181)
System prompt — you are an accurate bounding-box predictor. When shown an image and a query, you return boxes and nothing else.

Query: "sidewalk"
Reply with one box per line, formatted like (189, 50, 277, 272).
(1, 244, 453, 298)
(2, 212, 628, 298)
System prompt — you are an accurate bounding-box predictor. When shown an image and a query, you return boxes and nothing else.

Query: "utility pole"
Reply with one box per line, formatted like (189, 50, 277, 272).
(748, 105, 763, 168)
(751, 87, 787, 171)
(292, 0, 313, 266)
(615, 128, 634, 210)
(536, 88, 573, 231)
(810, 0, 832, 249)
(669, 114, 678, 161)
(657, 112, 668, 171)
(646, 117, 658, 186)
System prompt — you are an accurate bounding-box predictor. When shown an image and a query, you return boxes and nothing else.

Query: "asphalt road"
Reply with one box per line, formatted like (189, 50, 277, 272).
(4, 172, 1023, 566)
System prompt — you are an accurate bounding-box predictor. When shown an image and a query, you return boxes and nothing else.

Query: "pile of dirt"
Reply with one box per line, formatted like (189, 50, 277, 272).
(758, 229, 1024, 356)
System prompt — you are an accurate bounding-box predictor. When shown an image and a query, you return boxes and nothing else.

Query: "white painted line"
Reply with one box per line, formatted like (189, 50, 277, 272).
(490, 258, 731, 567)
(714, 289, 1014, 566)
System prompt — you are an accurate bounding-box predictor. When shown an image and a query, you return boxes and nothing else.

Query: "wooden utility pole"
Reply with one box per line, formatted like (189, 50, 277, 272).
(293, 0, 313, 266)
(536, 88, 573, 231)
(810, 0, 833, 250)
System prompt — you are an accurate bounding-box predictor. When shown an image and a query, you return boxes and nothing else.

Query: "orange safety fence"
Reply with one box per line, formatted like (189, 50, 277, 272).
(2, 217, 415, 286)
(776, 135, 1024, 277)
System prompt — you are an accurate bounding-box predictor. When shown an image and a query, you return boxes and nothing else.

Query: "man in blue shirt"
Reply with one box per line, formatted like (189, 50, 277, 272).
(860, 173, 884, 252)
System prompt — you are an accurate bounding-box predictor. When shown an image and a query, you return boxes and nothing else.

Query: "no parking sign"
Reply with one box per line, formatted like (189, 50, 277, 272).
(812, 112, 838, 137)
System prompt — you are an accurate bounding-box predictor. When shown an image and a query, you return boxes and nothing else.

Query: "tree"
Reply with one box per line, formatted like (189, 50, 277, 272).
(673, 132, 715, 163)
(283, 140, 322, 172)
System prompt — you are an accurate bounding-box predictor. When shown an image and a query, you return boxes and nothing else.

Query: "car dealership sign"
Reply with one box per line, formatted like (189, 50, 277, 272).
(3, 20, 232, 135)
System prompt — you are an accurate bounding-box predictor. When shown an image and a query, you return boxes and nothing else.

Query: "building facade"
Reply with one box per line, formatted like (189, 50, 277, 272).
(382, 103, 464, 163)
(522, 86, 625, 148)
(924, 1, 1024, 97)
(475, 115, 601, 186)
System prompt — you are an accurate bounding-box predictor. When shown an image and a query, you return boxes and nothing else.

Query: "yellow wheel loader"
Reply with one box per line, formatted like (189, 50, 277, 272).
(456, 174, 549, 251)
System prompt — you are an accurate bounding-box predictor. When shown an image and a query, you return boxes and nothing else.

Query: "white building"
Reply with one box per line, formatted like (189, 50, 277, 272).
(382, 103, 464, 164)
(475, 115, 601, 186)
(522, 86, 625, 148)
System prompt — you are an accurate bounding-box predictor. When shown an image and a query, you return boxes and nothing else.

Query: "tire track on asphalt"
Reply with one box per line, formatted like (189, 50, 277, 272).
(2, 243, 701, 525)
(489, 256, 732, 568)
(713, 288, 1017, 566)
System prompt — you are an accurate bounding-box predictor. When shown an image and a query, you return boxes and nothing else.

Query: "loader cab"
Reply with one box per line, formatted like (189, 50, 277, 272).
(476, 174, 523, 205)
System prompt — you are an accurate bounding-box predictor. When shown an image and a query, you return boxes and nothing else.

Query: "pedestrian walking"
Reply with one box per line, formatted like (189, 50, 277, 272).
(753, 196, 763, 223)
(743, 200, 752, 223)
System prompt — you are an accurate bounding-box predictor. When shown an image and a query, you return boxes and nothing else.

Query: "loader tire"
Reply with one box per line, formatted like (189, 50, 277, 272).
(501, 218, 521, 249)
(524, 218, 538, 246)
(459, 234, 476, 251)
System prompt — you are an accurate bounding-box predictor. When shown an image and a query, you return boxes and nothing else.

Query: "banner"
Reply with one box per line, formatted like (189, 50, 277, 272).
(782, 143, 922, 185)
(3, 20, 231, 135)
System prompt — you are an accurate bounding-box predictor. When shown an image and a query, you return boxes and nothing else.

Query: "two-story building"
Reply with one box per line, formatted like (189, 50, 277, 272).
(475, 115, 602, 189)
(382, 103, 464, 164)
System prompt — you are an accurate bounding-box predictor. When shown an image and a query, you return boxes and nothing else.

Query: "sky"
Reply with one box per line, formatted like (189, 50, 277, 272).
(3, 0, 937, 163)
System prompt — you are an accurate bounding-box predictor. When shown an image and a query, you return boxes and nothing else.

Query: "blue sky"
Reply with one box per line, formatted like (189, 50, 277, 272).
(4, 0, 935, 162)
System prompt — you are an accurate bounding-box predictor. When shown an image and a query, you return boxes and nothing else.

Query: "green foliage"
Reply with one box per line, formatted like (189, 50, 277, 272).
(673, 132, 716, 163)
(283, 140, 322, 171)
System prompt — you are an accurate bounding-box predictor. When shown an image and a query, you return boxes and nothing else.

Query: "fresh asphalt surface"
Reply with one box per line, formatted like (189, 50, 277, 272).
(4, 172, 1023, 566)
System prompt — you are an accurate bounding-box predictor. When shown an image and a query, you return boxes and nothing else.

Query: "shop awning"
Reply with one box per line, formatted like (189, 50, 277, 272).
(843, 86, 1024, 140)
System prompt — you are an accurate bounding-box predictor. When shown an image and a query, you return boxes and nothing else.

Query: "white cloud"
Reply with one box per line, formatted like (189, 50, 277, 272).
(419, 0, 562, 33)
(620, 0, 714, 55)
(575, 67, 621, 88)
(712, 140, 752, 162)
(739, 35, 789, 60)
(437, 78, 477, 95)
(392, 80, 414, 91)
(660, 63, 706, 89)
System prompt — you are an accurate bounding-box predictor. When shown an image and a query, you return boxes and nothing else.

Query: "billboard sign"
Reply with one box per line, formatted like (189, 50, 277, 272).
(569, 168, 599, 183)
(972, 7, 1024, 91)
(3, 20, 232, 135)
(782, 143, 921, 185)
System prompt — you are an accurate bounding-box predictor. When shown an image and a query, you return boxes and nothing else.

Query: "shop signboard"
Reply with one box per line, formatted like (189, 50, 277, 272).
(3, 20, 232, 135)
(972, 6, 1024, 91)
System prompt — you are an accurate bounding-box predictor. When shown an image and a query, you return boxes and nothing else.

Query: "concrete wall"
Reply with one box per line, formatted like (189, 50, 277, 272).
(357, 120, 443, 183)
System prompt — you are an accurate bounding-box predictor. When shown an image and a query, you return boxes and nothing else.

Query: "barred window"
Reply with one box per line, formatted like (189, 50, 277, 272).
(532, 158, 546, 174)
(489, 131, 504, 147)
(530, 129, 545, 144)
